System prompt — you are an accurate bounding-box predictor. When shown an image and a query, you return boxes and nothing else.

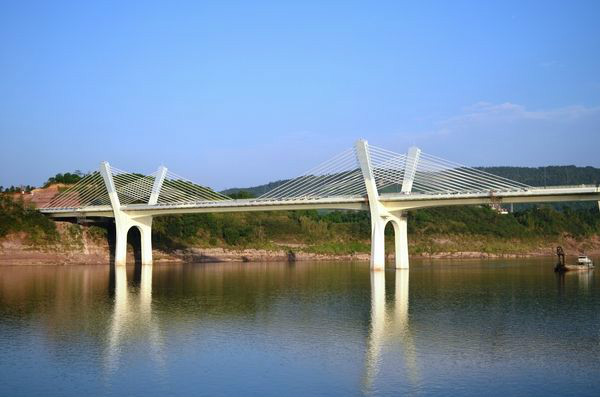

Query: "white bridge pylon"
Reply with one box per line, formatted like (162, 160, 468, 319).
(40, 140, 600, 269)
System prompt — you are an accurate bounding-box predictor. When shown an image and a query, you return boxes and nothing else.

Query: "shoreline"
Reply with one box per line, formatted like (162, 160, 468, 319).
(0, 243, 586, 266)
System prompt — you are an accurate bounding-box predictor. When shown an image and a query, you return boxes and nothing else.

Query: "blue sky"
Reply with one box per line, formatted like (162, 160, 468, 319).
(1, 1, 599, 190)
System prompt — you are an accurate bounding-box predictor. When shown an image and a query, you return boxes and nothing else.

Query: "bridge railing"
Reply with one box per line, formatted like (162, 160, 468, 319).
(528, 184, 599, 190)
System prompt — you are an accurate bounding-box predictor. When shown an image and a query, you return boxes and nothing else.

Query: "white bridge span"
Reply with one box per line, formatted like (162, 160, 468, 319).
(40, 140, 600, 270)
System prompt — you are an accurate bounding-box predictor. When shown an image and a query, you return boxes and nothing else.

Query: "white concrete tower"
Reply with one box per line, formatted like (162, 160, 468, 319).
(355, 140, 386, 270)
(355, 140, 418, 270)
(393, 146, 421, 270)
(99, 161, 154, 266)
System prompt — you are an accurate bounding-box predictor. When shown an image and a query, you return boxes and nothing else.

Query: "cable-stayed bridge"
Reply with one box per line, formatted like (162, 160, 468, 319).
(40, 140, 600, 269)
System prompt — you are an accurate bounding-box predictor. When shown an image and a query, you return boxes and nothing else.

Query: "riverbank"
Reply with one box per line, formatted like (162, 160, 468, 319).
(2, 221, 599, 265)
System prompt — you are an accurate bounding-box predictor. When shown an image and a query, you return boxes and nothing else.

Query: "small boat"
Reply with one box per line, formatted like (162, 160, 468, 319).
(555, 252, 594, 272)
(577, 255, 593, 266)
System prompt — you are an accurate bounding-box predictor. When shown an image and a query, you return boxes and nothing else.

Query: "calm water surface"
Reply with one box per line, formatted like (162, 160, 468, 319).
(1, 259, 599, 397)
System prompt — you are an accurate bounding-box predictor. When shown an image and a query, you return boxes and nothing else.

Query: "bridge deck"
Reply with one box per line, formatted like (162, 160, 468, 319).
(39, 185, 600, 218)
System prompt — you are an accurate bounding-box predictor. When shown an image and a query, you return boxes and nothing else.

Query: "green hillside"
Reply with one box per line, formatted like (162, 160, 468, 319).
(477, 166, 600, 187)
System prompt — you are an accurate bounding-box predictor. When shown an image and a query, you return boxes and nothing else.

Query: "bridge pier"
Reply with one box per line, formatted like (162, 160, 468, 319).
(114, 214, 153, 266)
(370, 213, 409, 271)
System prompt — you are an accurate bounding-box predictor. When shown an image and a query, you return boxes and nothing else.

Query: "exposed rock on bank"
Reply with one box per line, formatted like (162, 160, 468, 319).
(172, 247, 371, 263)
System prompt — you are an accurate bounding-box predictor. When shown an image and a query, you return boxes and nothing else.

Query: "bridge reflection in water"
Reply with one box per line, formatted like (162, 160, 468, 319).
(363, 270, 419, 393)
(104, 263, 419, 388)
(106, 264, 164, 375)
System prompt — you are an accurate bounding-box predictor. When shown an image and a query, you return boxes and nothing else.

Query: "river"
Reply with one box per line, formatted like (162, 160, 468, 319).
(1, 259, 599, 396)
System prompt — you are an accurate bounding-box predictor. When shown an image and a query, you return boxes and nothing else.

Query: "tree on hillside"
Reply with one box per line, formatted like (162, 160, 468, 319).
(43, 171, 86, 187)
(227, 190, 256, 199)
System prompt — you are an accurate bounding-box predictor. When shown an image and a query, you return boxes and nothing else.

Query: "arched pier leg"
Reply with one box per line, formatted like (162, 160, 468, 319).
(391, 214, 409, 269)
(137, 216, 153, 266)
(370, 217, 386, 271)
(114, 217, 128, 267)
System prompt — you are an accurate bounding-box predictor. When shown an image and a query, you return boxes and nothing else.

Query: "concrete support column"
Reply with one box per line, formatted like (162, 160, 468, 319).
(138, 216, 153, 266)
(114, 216, 129, 266)
(370, 217, 386, 271)
(391, 213, 409, 269)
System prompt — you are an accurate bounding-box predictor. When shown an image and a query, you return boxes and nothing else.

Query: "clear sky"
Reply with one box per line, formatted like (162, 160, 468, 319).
(1, 1, 599, 190)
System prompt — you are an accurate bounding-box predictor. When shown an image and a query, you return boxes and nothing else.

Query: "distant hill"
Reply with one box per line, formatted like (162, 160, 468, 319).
(477, 166, 600, 187)
(222, 180, 290, 198)
(222, 165, 600, 197)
